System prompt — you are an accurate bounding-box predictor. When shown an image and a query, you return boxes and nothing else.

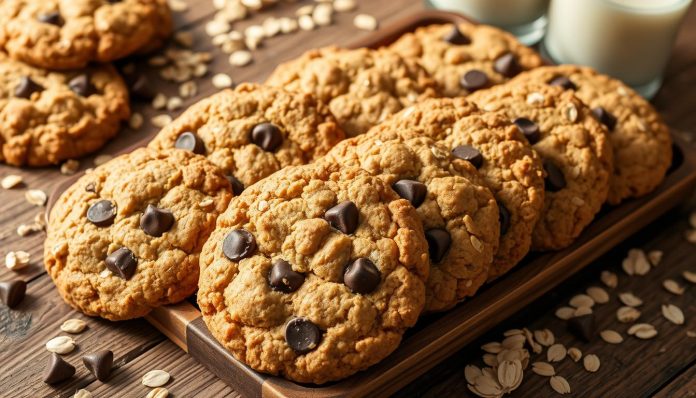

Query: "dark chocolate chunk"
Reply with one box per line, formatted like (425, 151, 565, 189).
(105, 247, 137, 280)
(513, 117, 541, 144)
(268, 259, 305, 293)
(175, 132, 206, 155)
(43, 353, 75, 384)
(494, 52, 521, 78)
(392, 179, 427, 208)
(284, 317, 322, 354)
(549, 76, 577, 90)
(498, 202, 510, 236)
(343, 258, 381, 294)
(0, 280, 26, 308)
(222, 229, 256, 261)
(460, 70, 489, 92)
(85, 183, 96, 193)
(226, 175, 244, 196)
(140, 204, 175, 237)
(68, 74, 94, 97)
(591, 107, 617, 131)
(82, 350, 113, 382)
(543, 160, 566, 192)
(37, 11, 62, 26)
(15, 76, 44, 99)
(442, 25, 471, 45)
(452, 145, 483, 168)
(567, 314, 596, 342)
(250, 123, 283, 152)
(425, 228, 451, 263)
(129, 74, 156, 100)
(325, 201, 359, 234)
(87, 200, 117, 227)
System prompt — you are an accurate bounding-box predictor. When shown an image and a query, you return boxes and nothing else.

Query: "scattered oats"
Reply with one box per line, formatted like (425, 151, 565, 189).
(166, 96, 183, 111)
(279, 17, 298, 33)
(600, 270, 618, 288)
(46, 336, 76, 354)
(148, 55, 168, 67)
(16, 223, 43, 237)
(353, 14, 378, 31)
(600, 330, 623, 344)
(34, 211, 45, 227)
(481, 342, 503, 354)
(127, 112, 144, 130)
(206, 19, 231, 36)
(619, 292, 643, 307)
(1, 174, 23, 189)
(25, 189, 47, 206)
(52, 241, 68, 256)
(312, 3, 333, 26)
(94, 154, 113, 166)
(99, 269, 112, 278)
(482, 353, 498, 367)
(151, 115, 173, 128)
(687, 331, 696, 338)
(616, 306, 641, 323)
(298, 14, 316, 30)
(262, 17, 281, 37)
(179, 81, 197, 98)
(467, 368, 503, 398)
(571, 196, 584, 206)
(241, 0, 263, 10)
(464, 365, 482, 385)
(662, 304, 684, 325)
(550, 375, 571, 395)
(61, 319, 87, 334)
(229, 50, 253, 66)
(533, 329, 554, 347)
(5, 251, 30, 271)
(502, 333, 526, 350)
(586, 286, 609, 304)
(245, 34, 263, 50)
(526, 92, 544, 105)
(532, 361, 555, 377)
(569, 294, 594, 308)
(497, 348, 529, 369)
(142, 370, 171, 388)
(497, 360, 523, 391)
(628, 323, 658, 339)
(167, 0, 188, 12)
(503, 329, 524, 336)
(152, 93, 168, 110)
(565, 104, 578, 122)
(568, 347, 582, 362)
(583, 354, 600, 372)
(60, 159, 80, 175)
(174, 31, 194, 47)
(334, 0, 356, 12)
(73, 390, 92, 398)
(296, 4, 314, 16)
(245, 25, 265, 41)
(555, 306, 575, 320)
(663, 279, 685, 295)
(146, 388, 169, 398)
(470, 235, 483, 252)
(199, 198, 214, 209)
(683, 270, 696, 284)
(546, 344, 566, 362)
(573, 306, 593, 317)
(524, 328, 542, 354)
(685, 229, 696, 243)
(623, 248, 651, 276)
(212, 73, 233, 89)
(193, 63, 208, 77)
(648, 250, 663, 266)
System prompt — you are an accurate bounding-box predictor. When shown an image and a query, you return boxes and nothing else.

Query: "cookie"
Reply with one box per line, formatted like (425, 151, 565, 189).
(510, 65, 672, 204)
(389, 22, 544, 97)
(197, 162, 429, 384)
(0, 52, 130, 166)
(325, 134, 500, 311)
(0, 0, 172, 69)
(265, 46, 440, 137)
(44, 148, 232, 320)
(469, 83, 613, 250)
(148, 83, 345, 191)
(368, 98, 545, 280)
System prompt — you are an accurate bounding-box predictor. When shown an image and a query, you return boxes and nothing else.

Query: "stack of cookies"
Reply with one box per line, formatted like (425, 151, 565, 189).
(43, 17, 673, 385)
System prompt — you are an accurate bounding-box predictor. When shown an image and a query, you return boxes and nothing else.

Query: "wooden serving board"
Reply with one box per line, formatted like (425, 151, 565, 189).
(45, 10, 696, 398)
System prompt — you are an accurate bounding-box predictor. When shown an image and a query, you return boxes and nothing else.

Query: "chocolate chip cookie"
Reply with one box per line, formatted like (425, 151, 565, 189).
(470, 83, 613, 251)
(197, 162, 429, 383)
(265, 46, 440, 137)
(325, 134, 500, 311)
(45, 148, 232, 320)
(148, 83, 345, 192)
(369, 98, 545, 280)
(0, 0, 172, 69)
(389, 22, 544, 97)
(0, 52, 130, 166)
(510, 65, 672, 204)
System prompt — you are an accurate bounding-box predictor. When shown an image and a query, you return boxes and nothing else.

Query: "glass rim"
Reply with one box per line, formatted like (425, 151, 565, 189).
(600, 0, 693, 14)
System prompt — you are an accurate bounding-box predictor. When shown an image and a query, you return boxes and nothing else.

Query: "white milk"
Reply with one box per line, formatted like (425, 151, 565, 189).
(429, 0, 549, 27)
(545, 0, 692, 96)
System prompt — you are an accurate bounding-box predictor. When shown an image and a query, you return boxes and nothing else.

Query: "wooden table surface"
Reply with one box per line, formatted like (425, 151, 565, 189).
(1, 1, 695, 397)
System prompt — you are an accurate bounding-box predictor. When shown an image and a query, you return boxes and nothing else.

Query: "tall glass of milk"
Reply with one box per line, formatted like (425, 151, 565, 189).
(427, 0, 550, 45)
(544, 0, 693, 98)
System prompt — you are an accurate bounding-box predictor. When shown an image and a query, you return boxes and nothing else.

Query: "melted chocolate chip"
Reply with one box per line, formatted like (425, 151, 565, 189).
(87, 200, 117, 227)
(343, 258, 381, 294)
(452, 145, 483, 168)
(549, 76, 577, 90)
(226, 175, 245, 196)
(0, 280, 26, 308)
(460, 70, 489, 92)
(284, 317, 322, 354)
(498, 202, 510, 236)
(175, 132, 206, 154)
(268, 259, 305, 293)
(15, 76, 44, 99)
(591, 107, 617, 131)
(140, 204, 175, 237)
(68, 74, 94, 97)
(83, 350, 113, 382)
(250, 123, 283, 152)
(43, 353, 75, 385)
(37, 11, 62, 26)
(494, 52, 521, 78)
(222, 229, 256, 261)
(513, 118, 541, 144)
(392, 179, 427, 208)
(543, 160, 566, 192)
(325, 201, 359, 235)
(442, 25, 471, 45)
(425, 228, 451, 263)
(104, 248, 137, 280)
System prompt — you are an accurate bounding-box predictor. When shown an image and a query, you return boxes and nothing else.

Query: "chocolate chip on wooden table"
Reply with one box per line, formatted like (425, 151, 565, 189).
(392, 180, 427, 208)
(15, 76, 44, 99)
(425, 228, 451, 263)
(83, 350, 113, 382)
(325, 201, 359, 234)
(494, 52, 521, 78)
(343, 258, 381, 294)
(548, 75, 577, 90)
(37, 11, 62, 26)
(250, 122, 283, 152)
(129, 74, 156, 100)
(568, 314, 597, 342)
(452, 145, 483, 168)
(498, 202, 510, 236)
(268, 259, 305, 293)
(68, 74, 94, 97)
(513, 117, 541, 144)
(442, 25, 471, 45)
(105, 248, 138, 280)
(460, 70, 489, 92)
(175, 132, 206, 154)
(140, 204, 175, 237)
(0, 280, 26, 308)
(43, 353, 75, 384)
(226, 175, 244, 195)
(87, 200, 117, 227)
(591, 107, 617, 131)
(223, 229, 256, 261)
(285, 317, 322, 354)
(543, 160, 566, 192)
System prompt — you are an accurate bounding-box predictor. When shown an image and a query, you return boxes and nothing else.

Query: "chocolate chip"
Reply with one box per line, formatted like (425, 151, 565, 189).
(392, 180, 427, 208)
(105, 247, 137, 280)
(68, 74, 94, 97)
(222, 229, 256, 261)
(175, 132, 206, 154)
(85, 183, 96, 192)
(494, 52, 521, 78)
(498, 202, 510, 236)
(452, 145, 483, 168)
(513, 118, 541, 144)
(83, 350, 113, 382)
(549, 76, 577, 90)
(129, 74, 155, 100)
(284, 317, 322, 354)
(425, 228, 451, 263)
(442, 25, 471, 45)
(15, 76, 44, 99)
(460, 70, 489, 92)
(43, 353, 75, 384)
(0, 280, 26, 308)
(567, 314, 596, 342)
(226, 175, 244, 195)
(543, 160, 566, 192)
(591, 107, 617, 131)
(250, 123, 283, 152)
(343, 258, 381, 294)
(37, 11, 62, 26)
(325, 201, 359, 234)
(140, 204, 175, 237)
(87, 200, 117, 227)
(268, 259, 305, 293)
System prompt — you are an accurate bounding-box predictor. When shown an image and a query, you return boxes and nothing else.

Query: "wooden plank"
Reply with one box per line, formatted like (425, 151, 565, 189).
(653, 362, 696, 398)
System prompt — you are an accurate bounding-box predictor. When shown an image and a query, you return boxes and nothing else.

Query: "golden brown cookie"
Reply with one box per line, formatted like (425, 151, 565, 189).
(470, 83, 613, 251)
(389, 22, 544, 97)
(198, 162, 429, 384)
(0, 0, 172, 69)
(325, 134, 500, 311)
(368, 98, 545, 280)
(148, 83, 345, 192)
(510, 65, 672, 204)
(0, 52, 129, 166)
(45, 148, 232, 320)
(265, 46, 440, 137)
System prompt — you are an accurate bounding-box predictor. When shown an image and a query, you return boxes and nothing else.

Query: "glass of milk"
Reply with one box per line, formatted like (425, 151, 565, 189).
(544, 0, 693, 99)
(427, 0, 550, 45)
